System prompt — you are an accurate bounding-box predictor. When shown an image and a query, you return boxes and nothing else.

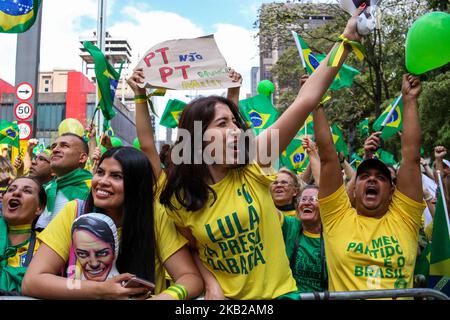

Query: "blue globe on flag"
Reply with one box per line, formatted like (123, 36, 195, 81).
(294, 153, 305, 163)
(308, 53, 320, 69)
(387, 110, 399, 124)
(250, 111, 263, 128)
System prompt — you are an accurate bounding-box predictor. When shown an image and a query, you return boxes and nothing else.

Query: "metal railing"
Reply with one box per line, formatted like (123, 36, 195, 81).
(299, 288, 449, 300)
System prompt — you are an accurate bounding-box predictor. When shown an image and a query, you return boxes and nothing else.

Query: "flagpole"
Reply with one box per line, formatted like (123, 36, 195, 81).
(436, 170, 450, 238)
(380, 94, 402, 130)
(95, 0, 107, 135)
(291, 30, 308, 74)
(349, 159, 356, 166)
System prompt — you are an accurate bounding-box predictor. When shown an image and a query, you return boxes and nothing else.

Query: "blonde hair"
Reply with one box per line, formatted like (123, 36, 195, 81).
(276, 167, 303, 196)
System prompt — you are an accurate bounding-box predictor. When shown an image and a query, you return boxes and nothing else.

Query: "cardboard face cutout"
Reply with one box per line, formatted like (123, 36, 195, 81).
(70, 213, 119, 282)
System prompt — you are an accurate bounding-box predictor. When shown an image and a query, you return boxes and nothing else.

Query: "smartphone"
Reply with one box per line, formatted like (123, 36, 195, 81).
(122, 277, 155, 291)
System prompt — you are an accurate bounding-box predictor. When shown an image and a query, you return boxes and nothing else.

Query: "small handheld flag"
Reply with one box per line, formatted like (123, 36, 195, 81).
(0, 120, 20, 149)
(373, 94, 404, 140)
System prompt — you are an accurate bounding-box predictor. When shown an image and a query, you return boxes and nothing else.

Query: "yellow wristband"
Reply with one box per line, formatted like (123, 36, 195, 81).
(162, 284, 188, 300)
(134, 98, 147, 104)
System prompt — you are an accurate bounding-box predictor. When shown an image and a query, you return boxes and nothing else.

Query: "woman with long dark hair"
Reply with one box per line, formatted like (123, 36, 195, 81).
(128, 9, 364, 299)
(0, 177, 46, 294)
(22, 147, 203, 299)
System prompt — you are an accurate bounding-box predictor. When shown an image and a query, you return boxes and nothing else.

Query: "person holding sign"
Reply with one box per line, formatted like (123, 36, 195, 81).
(22, 147, 203, 300)
(127, 6, 367, 300)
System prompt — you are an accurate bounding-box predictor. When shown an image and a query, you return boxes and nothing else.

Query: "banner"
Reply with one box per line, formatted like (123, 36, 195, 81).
(135, 35, 240, 90)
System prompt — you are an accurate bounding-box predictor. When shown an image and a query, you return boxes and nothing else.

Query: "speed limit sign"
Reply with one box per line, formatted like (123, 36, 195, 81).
(14, 102, 33, 121)
(18, 122, 32, 140)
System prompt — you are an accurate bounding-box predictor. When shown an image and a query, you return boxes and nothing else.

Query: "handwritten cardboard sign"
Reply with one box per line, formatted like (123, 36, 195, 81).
(135, 34, 240, 91)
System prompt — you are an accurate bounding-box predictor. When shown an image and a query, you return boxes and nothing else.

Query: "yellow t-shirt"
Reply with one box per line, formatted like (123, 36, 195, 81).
(37, 200, 188, 294)
(165, 163, 297, 299)
(319, 184, 426, 292)
(8, 234, 40, 268)
(281, 209, 297, 217)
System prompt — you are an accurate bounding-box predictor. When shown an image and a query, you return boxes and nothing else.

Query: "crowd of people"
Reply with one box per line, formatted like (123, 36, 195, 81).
(0, 7, 449, 300)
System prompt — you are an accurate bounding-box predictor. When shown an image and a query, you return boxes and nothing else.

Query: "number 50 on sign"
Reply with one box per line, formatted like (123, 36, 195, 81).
(14, 102, 34, 121)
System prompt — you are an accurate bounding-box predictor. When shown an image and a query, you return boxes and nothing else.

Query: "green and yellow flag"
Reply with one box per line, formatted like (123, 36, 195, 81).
(428, 178, 450, 295)
(239, 94, 279, 136)
(291, 31, 360, 90)
(373, 95, 404, 140)
(357, 117, 369, 138)
(375, 149, 397, 166)
(160, 99, 187, 128)
(0, 0, 41, 33)
(83, 41, 123, 131)
(280, 139, 309, 173)
(350, 153, 363, 169)
(0, 120, 19, 149)
(331, 124, 348, 157)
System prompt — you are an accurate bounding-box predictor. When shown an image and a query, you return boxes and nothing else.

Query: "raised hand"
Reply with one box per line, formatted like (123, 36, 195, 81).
(342, 3, 367, 42)
(402, 74, 422, 100)
(364, 131, 381, 159)
(228, 68, 242, 84)
(127, 68, 146, 96)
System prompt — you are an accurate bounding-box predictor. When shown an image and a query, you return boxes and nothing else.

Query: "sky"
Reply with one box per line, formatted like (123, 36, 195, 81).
(0, 0, 289, 97)
(0, 0, 333, 140)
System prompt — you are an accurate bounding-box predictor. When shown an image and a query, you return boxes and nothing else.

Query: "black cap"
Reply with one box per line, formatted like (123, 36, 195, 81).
(356, 158, 393, 184)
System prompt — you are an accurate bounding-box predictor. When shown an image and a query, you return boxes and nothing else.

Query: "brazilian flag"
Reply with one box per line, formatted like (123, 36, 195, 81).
(357, 117, 369, 138)
(373, 95, 403, 140)
(375, 149, 397, 166)
(291, 31, 360, 90)
(295, 113, 314, 140)
(280, 139, 309, 173)
(239, 94, 279, 136)
(83, 41, 123, 131)
(160, 99, 187, 128)
(0, 120, 20, 149)
(350, 153, 363, 169)
(428, 185, 450, 295)
(0, 0, 41, 33)
(331, 124, 348, 157)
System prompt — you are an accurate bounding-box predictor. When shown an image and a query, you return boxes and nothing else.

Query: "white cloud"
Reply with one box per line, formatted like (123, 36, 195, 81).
(0, 1, 259, 128)
(214, 23, 259, 98)
(0, 34, 17, 84)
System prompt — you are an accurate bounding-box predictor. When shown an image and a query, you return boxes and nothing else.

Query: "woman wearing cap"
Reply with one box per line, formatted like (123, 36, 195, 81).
(22, 147, 203, 300)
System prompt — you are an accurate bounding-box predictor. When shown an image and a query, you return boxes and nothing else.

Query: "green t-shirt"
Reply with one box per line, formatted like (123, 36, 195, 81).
(282, 215, 328, 293)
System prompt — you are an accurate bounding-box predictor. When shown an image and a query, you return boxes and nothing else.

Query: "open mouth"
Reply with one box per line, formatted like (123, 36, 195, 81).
(365, 186, 379, 199)
(302, 207, 313, 214)
(7, 198, 21, 211)
(87, 268, 105, 276)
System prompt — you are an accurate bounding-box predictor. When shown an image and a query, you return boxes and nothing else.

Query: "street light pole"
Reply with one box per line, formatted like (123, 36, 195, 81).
(95, 0, 107, 134)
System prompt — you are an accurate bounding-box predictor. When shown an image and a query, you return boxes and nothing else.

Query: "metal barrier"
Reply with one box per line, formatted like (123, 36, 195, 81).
(299, 288, 449, 300)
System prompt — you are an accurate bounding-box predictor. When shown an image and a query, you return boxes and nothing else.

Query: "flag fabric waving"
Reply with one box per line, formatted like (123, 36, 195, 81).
(331, 124, 348, 157)
(428, 176, 450, 295)
(291, 31, 359, 90)
(83, 41, 123, 131)
(357, 117, 369, 138)
(350, 153, 363, 169)
(160, 99, 187, 128)
(373, 95, 404, 140)
(0, 0, 41, 33)
(239, 94, 279, 135)
(0, 120, 20, 148)
(280, 139, 309, 173)
(375, 149, 397, 166)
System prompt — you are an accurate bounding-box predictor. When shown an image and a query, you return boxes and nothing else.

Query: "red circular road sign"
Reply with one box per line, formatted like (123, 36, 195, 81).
(15, 82, 34, 101)
(18, 122, 32, 140)
(14, 102, 34, 121)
